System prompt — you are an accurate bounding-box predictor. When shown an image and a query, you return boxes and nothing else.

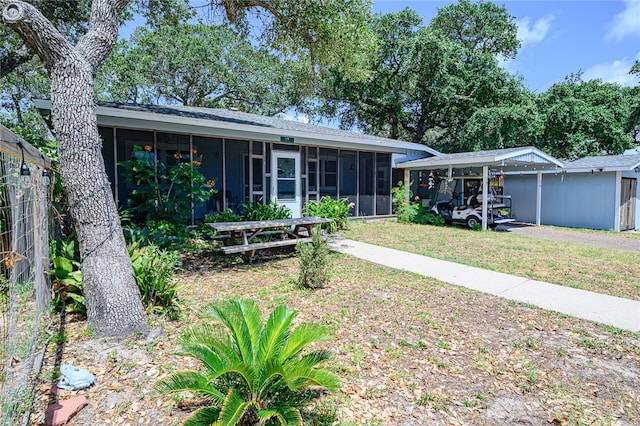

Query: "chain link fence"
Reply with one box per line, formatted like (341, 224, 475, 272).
(0, 125, 52, 425)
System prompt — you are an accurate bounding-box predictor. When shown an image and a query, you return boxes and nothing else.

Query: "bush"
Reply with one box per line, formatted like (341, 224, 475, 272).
(155, 299, 339, 425)
(241, 200, 292, 221)
(296, 227, 330, 289)
(50, 235, 85, 315)
(128, 241, 181, 319)
(303, 196, 353, 232)
(204, 208, 242, 223)
(391, 181, 419, 223)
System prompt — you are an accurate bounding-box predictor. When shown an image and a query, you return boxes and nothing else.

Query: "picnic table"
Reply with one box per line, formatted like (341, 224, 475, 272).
(206, 217, 333, 259)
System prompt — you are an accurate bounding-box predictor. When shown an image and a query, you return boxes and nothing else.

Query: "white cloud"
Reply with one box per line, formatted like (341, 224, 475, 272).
(606, 0, 640, 40)
(517, 15, 554, 47)
(582, 53, 640, 86)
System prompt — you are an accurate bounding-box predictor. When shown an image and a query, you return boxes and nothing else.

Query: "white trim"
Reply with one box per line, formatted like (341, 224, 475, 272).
(34, 99, 437, 156)
(482, 166, 488, 231)
(271, 151, 301, 218)
(536, 171, 542, 226)
(614, 171, 622, 232)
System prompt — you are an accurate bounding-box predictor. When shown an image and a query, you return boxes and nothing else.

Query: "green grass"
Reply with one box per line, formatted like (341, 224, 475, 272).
(343, 221, 640, 300)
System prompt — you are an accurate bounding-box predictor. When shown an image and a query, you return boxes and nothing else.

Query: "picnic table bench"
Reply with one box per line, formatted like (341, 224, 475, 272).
(206, 217, 333, 259)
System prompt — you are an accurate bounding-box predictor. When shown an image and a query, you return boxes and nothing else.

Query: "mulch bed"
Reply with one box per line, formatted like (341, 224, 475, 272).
(30, 248, 640, 425)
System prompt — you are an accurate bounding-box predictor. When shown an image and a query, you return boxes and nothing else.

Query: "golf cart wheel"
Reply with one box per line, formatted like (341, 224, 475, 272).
(466, 216, 480, 229)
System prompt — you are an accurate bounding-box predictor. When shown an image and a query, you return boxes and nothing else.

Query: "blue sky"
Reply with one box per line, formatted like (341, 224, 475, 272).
(373, 0, 640, 93)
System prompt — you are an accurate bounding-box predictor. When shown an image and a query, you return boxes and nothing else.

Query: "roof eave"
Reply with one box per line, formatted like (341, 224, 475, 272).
(34, 99, 435, 155)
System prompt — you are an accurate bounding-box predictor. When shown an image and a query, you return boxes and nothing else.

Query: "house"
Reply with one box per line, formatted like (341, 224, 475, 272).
(34, 100, 437, 221)
(504, 154, 640, 231)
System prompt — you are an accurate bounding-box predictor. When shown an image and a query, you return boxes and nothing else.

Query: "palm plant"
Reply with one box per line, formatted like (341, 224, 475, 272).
(154, 299, 340, 425)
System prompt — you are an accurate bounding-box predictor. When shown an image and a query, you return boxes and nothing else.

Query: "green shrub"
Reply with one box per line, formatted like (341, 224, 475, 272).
(205, 208, 242, 223)
(155, 298, 339, 425)
(241, 200, 292, 221)
(128, 242, 181, 320)
(50, 236, 85, 315)
(118, 144, 217, 225)
(296, 227, 330, 289)
(303, 196, 353, 232)
(391, 181, 419, 223)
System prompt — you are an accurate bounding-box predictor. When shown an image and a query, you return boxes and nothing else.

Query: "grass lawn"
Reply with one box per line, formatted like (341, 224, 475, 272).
(342, 221, 640, 301)
(34, 228, 640, 426)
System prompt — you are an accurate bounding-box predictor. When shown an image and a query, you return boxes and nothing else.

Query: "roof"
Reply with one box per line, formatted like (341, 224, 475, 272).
(398, 146, 564, 171)
(33, 100, 438, 156)
(564, 154, 640, 172)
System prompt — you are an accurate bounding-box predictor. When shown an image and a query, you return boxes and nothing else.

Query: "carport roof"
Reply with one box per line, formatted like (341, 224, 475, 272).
(398, 146, 564, 170)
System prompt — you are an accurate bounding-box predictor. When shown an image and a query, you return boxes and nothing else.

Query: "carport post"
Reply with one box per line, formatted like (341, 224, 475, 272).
(536, 171, 542, 226)
(404, 168, 410, 203)
(482, 165, 488, 230)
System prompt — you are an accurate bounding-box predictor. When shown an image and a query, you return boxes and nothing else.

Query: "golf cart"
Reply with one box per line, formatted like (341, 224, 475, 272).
(429, 177, 514, 229)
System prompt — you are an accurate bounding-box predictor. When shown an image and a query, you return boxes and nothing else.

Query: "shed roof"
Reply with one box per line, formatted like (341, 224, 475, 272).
(34, 100, 438, 156)
(564, 154, 640, 172)
(398, 146, 564, 171)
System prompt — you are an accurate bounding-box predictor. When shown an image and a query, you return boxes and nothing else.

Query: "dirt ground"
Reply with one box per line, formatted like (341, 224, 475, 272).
(28, 229, 640, 426)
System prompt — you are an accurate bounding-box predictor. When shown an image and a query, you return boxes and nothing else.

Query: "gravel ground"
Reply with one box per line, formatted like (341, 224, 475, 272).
(499, 223, 640, 252)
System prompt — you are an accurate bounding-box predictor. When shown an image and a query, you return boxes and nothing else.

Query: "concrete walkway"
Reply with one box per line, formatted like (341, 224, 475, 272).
(328, 238, 640, 332)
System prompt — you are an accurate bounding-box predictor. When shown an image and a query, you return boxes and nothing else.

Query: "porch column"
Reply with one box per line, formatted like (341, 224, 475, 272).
(404, 168, 410, 203)
(536, 170, 542, 226)
(482, 165, 488, 230)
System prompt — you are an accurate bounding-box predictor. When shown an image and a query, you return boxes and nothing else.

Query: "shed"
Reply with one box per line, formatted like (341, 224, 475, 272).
(505, 154, 640, 231)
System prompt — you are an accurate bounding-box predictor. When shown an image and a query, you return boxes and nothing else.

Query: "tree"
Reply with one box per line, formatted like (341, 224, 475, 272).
(537, 74, 635, 159)
(97, 23, 305, 115)
(0, 0, 91, 79)
(319, 1, 524, 150)
(0, 0, 375, 337)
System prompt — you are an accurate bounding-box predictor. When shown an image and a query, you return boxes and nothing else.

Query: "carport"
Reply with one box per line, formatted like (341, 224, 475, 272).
(398, 146, 564, 230)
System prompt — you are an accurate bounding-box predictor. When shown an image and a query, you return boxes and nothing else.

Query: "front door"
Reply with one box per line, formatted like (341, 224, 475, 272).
(271, 151, 301, 217)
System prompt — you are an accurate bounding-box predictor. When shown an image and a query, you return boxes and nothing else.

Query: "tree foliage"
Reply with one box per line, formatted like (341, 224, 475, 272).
(97, 23, 306, 114)
(319, 1, 525, 149)
(536, 74, 635, 159)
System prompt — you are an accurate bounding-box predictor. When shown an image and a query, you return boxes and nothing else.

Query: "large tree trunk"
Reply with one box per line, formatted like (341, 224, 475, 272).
(51, 55, 148, 337)
(2, 0, 149, 337)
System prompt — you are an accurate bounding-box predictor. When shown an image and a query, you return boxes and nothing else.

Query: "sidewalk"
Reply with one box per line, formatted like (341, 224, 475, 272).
(328, 238, 640, 332)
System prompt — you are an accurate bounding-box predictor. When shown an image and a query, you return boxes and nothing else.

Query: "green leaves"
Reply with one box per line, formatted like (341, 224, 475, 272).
(537, 75, 635, 159)
(155, 298, 339, 425)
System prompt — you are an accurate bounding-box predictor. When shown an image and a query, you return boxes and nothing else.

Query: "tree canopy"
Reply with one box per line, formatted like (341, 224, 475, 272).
(97, 23, 306, 115)
(318, 1, 526, 149)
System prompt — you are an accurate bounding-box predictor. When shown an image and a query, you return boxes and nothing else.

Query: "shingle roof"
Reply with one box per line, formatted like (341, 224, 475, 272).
(399, 146, 563, 170)
(95, 102, 438, 154)
(564, 154, 640, 171)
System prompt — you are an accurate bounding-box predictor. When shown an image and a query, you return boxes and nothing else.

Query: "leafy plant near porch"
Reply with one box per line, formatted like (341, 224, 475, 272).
(154, 298, 339, 425)
(391, 181, 419, 223)
(303, 196, 353, 232)
(118, 145, 217, 225)
(241, 200, 292, 221)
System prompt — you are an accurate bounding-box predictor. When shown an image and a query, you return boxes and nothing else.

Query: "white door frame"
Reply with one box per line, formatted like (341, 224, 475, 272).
(271, 150, 301, 217)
